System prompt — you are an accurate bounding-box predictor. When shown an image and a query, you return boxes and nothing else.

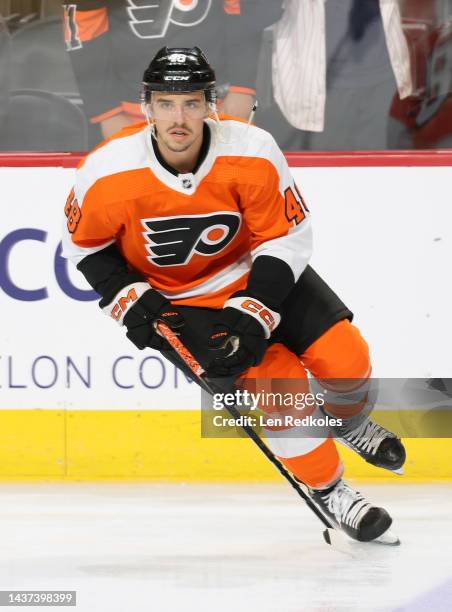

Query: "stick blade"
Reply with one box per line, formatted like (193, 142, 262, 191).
(391, 467, 405, 476)
(322, 528, 355, 556)
(373, 529, 401, 546)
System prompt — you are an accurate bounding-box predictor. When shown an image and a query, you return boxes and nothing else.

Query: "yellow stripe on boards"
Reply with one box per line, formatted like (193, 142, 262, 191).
(0, 410, 66, 477)
(0, 410, 451, 481)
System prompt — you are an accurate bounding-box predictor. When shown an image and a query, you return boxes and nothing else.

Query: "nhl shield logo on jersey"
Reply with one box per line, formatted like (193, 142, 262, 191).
(127, 0, 212, 39)
(141, 212, 241, 266)
(181, 178, 193, 189)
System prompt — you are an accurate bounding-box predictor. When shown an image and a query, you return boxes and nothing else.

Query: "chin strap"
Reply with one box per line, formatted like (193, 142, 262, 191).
(141, 102, 157, 140)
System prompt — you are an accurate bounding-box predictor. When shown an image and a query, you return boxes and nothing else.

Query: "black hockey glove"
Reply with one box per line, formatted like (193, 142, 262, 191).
(206, 295, 281, 377)
(101, 282, 184, 350)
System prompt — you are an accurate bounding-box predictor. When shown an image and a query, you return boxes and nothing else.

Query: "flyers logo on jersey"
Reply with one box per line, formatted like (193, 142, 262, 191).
(142, 212, 241, 267)
(127, 0, 212, 39)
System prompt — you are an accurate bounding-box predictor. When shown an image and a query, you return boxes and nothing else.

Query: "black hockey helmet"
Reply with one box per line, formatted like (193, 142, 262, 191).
(141, 46, 216, 105)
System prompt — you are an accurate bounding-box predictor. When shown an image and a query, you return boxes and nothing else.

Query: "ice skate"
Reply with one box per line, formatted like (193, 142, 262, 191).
(311, 479, 398, 544)
(332, 416, 406, 474)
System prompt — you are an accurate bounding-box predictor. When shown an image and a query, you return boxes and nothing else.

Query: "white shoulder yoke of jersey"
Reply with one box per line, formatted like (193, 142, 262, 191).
(75, 117, 286, 200)
(212, 117, 281, 158)
(74, 127, 150, 205)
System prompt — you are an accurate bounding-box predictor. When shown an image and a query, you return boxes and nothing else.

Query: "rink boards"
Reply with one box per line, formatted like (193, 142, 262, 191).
(0, 409, 451, 481)
(1, 152, 451, 481)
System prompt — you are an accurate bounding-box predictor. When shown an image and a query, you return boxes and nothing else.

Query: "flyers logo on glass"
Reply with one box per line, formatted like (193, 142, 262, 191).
(142, 212, 241, 266)
(63, 1, 213, 50)
(127, 0, 212, 39)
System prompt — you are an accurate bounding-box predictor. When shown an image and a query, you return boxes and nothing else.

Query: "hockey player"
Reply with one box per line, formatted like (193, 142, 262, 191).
(62, 47, 404, 543)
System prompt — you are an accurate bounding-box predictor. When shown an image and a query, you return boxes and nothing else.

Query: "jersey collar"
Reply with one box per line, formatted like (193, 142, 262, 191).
(145, 121, 216, 195)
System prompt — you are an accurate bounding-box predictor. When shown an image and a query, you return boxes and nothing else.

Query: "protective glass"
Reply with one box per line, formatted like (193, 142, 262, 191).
(214, 101, 258, 144)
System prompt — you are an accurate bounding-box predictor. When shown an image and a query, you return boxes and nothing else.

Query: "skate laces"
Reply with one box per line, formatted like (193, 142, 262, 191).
(339, 419, 395, 455)
(322, 481, 371, 529)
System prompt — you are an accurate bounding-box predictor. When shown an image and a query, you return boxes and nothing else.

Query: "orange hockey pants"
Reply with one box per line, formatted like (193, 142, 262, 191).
(239, 320, 371, 489)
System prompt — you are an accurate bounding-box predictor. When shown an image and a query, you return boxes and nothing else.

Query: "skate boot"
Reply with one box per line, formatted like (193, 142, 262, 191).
(311, 479, 396, 543)
(332, 416, 406, 474)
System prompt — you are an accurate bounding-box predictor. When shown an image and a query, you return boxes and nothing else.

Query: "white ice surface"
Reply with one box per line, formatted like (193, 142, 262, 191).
(0, 482, 451, 612)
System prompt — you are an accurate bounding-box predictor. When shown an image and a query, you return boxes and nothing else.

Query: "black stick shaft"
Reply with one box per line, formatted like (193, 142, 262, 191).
(203, 376, 333, 530)
(156, 322, 334, 531)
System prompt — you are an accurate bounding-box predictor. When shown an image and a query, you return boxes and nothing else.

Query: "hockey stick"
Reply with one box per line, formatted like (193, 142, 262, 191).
(156, 321, 352, 552)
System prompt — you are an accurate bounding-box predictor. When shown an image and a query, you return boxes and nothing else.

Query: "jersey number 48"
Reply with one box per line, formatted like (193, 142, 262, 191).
(284, 184, 309, 225)
(64, 188, 82, 233)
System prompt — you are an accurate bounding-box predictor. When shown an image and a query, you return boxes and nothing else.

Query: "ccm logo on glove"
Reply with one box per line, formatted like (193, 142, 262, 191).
(103, 282, 150, 325)
(224, 297, 281, 338)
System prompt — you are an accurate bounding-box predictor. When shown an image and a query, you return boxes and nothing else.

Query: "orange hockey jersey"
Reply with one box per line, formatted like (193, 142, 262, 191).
(62, 117, 312, 308)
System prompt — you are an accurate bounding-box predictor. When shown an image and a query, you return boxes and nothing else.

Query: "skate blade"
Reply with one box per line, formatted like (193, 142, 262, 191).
(391, 467, 404, 476)
(322, 527, 400, 554)
(373, 529, 400, 546)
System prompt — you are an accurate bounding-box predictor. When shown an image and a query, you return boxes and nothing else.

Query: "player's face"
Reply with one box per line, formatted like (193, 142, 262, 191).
(151, 92, 208, 153)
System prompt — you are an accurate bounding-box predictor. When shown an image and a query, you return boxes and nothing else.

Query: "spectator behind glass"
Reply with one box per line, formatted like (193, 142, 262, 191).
(258, 0, 413, 151)
(389, 0, 452, 148)
(62, 1, 282, 140)
(0, 13, 11, 132)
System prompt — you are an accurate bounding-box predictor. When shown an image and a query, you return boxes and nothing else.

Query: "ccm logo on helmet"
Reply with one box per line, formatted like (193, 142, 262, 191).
(164, 75, 190, 81)
(142, 212, 241, 267)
